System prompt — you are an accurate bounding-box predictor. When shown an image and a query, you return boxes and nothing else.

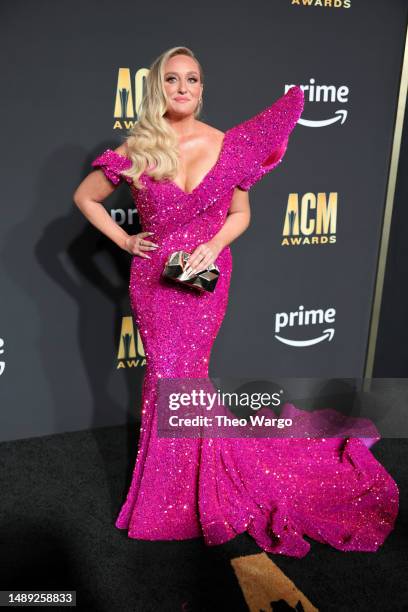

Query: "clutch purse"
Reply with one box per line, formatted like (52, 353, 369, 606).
(162, 250, 220, 293)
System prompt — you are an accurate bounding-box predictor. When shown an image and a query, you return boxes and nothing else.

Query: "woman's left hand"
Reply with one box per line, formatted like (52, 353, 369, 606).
(184, 239, 223, 276)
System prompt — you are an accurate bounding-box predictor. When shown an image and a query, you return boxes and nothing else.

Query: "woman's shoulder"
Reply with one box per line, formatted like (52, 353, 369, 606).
(112, 140, 131, 160)
(91, 140, 133, 185)
(92, 140, 131, 163)
(195, 121, 225, 148)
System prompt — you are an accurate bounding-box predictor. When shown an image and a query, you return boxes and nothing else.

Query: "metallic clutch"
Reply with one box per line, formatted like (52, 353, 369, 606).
(162, 250, 220, 293)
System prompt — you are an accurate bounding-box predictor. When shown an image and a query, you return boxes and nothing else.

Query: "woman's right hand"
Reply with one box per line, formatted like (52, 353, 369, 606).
(124, 232, 159, 258)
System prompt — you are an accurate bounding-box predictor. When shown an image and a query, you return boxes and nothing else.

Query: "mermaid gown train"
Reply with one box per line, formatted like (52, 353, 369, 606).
(91, 85, 399, 558)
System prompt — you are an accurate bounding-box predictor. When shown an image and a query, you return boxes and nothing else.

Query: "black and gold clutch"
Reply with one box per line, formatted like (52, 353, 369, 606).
(162, 250, 220, 293)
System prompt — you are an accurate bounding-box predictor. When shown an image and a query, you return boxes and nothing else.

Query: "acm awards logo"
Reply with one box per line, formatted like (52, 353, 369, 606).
(282, 192, 337, 246)
(117, 316, 146, 369)
(113, 67, 148, 129)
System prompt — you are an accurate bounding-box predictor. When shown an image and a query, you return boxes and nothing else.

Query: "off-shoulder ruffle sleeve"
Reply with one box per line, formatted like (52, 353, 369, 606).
(91, 148, 133, 185)
(227, 85, 304, 191)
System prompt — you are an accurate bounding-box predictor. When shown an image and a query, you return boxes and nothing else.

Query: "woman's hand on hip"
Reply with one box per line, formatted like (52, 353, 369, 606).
(124, 232, 159, 258)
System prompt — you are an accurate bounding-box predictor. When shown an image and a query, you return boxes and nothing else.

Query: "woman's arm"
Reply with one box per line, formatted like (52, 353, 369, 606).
(73, 144, 156, 257)
(185, 187, 251, 275)
(73, 143, 132, 251)
(211, 186, 251, 250)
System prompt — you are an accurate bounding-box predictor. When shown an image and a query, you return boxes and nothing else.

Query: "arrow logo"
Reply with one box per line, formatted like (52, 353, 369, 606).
(275, 328, 335, 347)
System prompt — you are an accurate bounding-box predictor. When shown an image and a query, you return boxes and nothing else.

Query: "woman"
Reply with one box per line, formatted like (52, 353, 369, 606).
(73, 46, 399, 558)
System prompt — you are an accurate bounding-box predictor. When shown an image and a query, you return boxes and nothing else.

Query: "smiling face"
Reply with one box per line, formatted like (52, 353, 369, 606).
(162, 54, 203, 118)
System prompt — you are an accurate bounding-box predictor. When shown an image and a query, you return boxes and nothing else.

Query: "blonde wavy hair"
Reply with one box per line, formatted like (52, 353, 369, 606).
(121, 46, 204, 189)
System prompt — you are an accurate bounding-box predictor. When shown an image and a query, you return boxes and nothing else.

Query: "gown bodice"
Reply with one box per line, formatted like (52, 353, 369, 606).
(91, 85, 305, 243)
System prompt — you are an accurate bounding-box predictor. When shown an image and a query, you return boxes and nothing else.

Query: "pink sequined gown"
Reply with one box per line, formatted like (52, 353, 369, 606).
(91, 85, 399, 558)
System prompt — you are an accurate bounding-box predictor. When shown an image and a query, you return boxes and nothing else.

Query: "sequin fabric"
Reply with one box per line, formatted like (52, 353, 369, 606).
(91, 86, 399, 557)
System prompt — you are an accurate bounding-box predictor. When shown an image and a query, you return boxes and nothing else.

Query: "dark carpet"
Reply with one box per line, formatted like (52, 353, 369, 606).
(0, 426, 406, 611)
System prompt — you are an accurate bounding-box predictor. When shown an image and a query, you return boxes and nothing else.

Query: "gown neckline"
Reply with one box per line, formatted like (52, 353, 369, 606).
(166, 128, 232, 196)
(110, 128, 232, 197)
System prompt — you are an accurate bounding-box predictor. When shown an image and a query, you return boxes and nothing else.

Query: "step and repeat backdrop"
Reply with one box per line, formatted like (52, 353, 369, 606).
(0, 0, 407, 442)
